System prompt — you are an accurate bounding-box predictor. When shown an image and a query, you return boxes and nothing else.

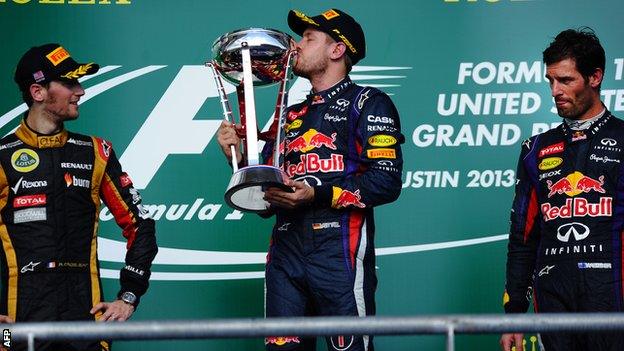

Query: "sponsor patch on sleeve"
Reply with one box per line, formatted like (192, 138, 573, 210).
(367, 148, 396, 159)
(368, 135, 397, 147)
(120, 173, 133, 188)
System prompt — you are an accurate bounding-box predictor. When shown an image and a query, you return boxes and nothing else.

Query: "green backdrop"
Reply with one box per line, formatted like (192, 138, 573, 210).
(1, 0, 624, 350)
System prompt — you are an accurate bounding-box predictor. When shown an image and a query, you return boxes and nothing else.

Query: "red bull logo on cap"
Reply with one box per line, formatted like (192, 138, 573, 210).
(546, 171, 605, 198)
(286, 129, 337, 154)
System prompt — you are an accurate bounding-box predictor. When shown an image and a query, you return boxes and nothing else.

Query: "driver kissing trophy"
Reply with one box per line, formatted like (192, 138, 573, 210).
(207, 28, 295, 213)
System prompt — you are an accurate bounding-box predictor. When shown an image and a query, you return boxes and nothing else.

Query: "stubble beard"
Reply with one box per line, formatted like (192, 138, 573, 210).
(293, 55, 329, 80)
(556, 91, 593, 120)
(44, 94, 79, 122)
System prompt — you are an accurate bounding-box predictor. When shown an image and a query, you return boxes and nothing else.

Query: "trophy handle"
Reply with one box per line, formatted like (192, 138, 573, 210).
(240, 42, 260, 166)
(271, 50, 295, 170)
(206, 62, 240, 172)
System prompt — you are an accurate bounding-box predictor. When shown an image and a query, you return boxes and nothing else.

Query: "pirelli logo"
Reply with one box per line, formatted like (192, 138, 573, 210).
(46, 47, 70, 66)
(367, 148, 396, 159)
(322, 9, 340, 20)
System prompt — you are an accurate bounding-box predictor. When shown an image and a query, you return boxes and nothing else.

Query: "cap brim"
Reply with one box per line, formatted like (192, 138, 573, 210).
(58, 62, 100, 81)
(288, 10, 320, 36)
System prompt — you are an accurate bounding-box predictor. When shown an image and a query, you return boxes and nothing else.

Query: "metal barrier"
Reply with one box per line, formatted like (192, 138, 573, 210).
(6, 314, 624, 351)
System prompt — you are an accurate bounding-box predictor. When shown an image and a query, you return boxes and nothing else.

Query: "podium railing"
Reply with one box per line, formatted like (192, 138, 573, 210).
(7, 314, 624, 351)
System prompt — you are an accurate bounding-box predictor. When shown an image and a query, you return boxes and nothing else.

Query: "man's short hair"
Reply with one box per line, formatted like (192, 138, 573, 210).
(543, 27, 606, 83)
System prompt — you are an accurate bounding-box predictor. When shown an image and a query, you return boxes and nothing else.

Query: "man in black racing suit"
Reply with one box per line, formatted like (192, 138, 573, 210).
(217, 9, 404, 351)
(0, 43, 157, 351)
(501, 29, 624, 351)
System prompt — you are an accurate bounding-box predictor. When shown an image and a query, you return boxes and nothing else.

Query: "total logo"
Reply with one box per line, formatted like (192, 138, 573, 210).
(13, 194, 46, 208)
(286, 129, 337, 154)
(538, 142, 564, 158)
(556, 222, 589, 242)
(546, 171, 605, 198)
(0, 64, 412, 281)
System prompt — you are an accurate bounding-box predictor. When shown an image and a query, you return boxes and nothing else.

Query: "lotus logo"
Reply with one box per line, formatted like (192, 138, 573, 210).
(556, 222, 590, 242)
(601, 138, 617, 146)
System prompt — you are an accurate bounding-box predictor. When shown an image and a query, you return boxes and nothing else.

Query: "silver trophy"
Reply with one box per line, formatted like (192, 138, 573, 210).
(207, 28, 295, 213)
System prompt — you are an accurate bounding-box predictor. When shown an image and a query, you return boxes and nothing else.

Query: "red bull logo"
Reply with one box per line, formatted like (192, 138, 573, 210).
(286, 129, 337, 154)
(541, 197, 612, 221)
(546, 172, 605, 198)
(265, 336, 301, 346)
(334, 189, 365, 209)
(285, 153, 344, 177)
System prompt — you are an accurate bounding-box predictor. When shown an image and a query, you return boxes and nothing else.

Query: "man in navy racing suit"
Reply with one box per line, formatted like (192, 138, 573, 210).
(501, 29, 624, 351)
(217, 9, 404, 351)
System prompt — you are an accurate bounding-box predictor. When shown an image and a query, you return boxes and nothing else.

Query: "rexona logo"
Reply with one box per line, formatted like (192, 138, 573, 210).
(0, 64, 426, 281)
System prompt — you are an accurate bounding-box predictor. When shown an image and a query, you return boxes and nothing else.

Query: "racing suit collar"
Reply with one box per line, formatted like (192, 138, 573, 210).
(564, 107, 606, 130)
(307, 76, 353, 105)
(560, 108, 611, 143)
(16, 118, 68, 148)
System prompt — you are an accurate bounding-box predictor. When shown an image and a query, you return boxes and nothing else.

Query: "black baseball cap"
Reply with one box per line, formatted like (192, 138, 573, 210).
(14, 43, 100, 92)
(288, 9, 366, 65)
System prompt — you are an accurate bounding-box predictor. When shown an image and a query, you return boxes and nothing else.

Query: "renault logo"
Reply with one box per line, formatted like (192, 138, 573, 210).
(601, 138, 617, 146)
(557, 222, 590, 242)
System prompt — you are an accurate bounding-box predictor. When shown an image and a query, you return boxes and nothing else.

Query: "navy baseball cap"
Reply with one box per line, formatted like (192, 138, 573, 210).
(288, 9, 366, 65)
(14, 43, 100, 91)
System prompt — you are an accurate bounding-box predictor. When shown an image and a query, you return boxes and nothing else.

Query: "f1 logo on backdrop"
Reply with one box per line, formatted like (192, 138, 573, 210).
(0, 64, 415, 281)
(0, 65, 408, 189)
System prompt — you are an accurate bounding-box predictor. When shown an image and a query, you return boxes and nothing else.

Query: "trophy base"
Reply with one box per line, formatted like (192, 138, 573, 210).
(225, 165, 292, 213)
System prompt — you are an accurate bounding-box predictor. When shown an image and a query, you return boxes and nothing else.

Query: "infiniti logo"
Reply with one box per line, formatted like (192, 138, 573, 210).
(336, 99, 350, 107)
(601, 138, 617, 146)
(557, 222, 590, 242)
